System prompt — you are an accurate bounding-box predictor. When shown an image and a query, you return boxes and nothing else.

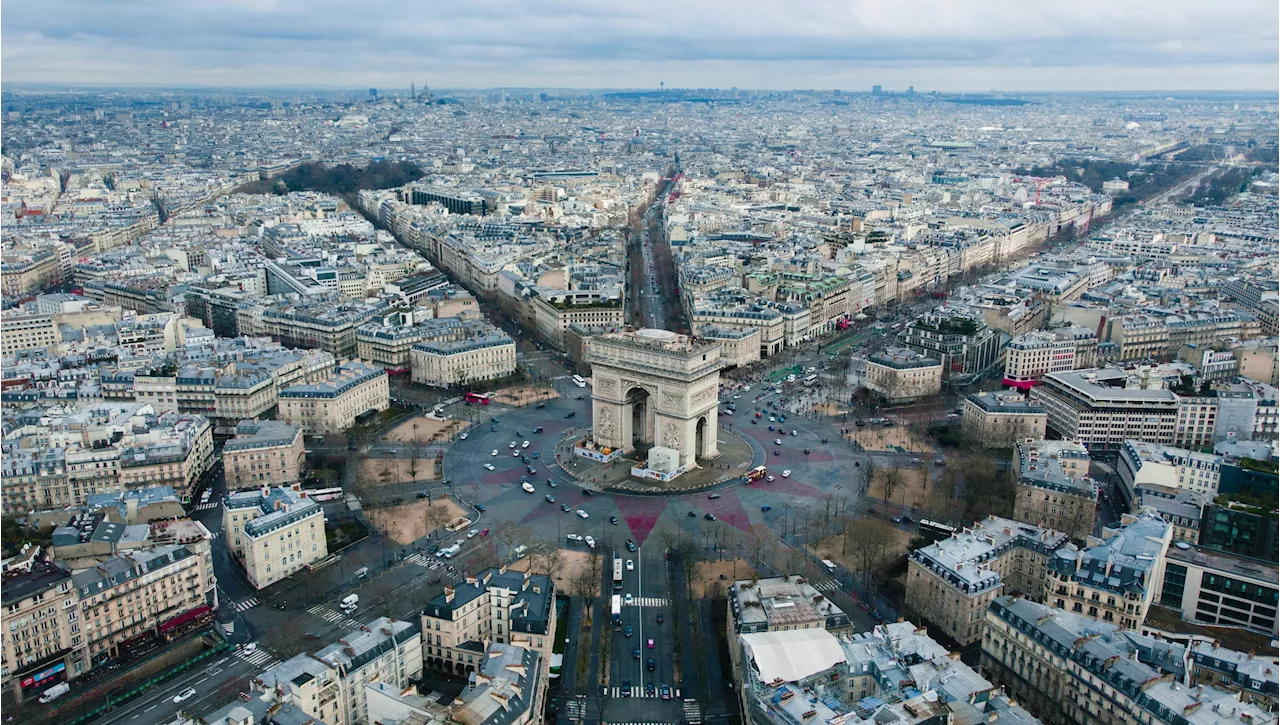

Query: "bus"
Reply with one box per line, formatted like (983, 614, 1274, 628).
(745, 466, 767, 483)
(803, 374, 819, 386)
(612, 557, 624, 591)
(306, 487, 345, 502)
(572, 375, 587, 388)
(918, 519, 957, 540)
(464, 391, 491, 405)
(610, 594, 622, 627)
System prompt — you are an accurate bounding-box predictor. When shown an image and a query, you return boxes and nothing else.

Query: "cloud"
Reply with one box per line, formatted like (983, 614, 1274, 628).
(2, 0, 1276, 89)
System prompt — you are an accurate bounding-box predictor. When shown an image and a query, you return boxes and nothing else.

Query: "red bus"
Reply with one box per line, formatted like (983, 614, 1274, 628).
(745, 466, 767, 483)
(465, 392, 491, 405)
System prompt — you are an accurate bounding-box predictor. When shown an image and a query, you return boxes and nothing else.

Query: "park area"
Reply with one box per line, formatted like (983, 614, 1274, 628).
(358, 456, 438, 486)
(366, 498, 466, 545)
(488, 383, 559, 407)
(849, 424, 935, 454)
(811, 526, 913, 575)
(385, 415, 470, 445)
(867, 466, 932, 510)
(507, 549, 595, 595)
(690, 558, 755, 598)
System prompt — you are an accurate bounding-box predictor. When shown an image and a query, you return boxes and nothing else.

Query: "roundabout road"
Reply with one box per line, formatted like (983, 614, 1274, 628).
(439, 381, 871, 551)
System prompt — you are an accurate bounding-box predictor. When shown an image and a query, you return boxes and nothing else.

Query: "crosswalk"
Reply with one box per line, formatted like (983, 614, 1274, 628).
(208, 531, 222, 540)
(607, 686, 681, 698)
(683, 699, 703, 724)
(232, 597, 260, 612)
(237, 648, 278, 669)
(405, 552, 443, 568)
(813, 580, 839, 592)
(625, 597, 669, 608)
(194, 502, 220, 511)
(307, 605, 362, 628)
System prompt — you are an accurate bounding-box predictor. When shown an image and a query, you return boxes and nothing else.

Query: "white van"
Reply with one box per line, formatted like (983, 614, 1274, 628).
(39, 683, 70, 704)
(821, 559, 838, 572)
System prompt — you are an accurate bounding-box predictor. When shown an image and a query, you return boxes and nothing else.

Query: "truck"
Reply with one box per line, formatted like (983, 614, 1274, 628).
(340, 594, 359, 612)
(39, 683, 70, 703)
(354, 566, 369, 579)
(611, 594, 622, 628)
(821, 559, 838, 573)
(438, 543, 461, 559)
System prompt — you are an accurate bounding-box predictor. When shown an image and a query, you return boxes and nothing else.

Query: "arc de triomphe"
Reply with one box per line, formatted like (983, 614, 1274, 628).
(585, 329, 722, 468)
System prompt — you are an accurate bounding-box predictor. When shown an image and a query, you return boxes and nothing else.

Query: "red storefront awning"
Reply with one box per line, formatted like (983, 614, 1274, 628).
(159, 604, 212, 633)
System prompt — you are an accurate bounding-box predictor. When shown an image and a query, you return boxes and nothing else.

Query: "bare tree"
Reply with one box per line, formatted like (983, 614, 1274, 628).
(379, 459, 395, 486)
(847, 519, 898, 590)
(880, 467, 904, 508)
(408, 445, 421, 482)
(423, 501, 452, 540)
(745, 524, 776, 573)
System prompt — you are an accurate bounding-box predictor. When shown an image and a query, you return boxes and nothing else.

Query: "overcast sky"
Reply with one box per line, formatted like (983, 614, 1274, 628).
(3, 0, 1277, 91)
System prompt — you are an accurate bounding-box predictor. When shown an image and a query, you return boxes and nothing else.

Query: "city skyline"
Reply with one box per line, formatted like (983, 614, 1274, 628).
(2, 0, 1277, 91)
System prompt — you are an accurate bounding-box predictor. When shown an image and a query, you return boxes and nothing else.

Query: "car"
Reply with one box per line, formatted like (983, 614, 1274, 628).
(512, 451, 519, 457)
(768, 416, 776, 422)
(509, 442, 516, 448)
(625, 539, 637, 551)
(484, 463, 495, 471)
(491, 450, 499, 456)
(647, 657, 655, 671)
(609, 516, 619, 525)
(173, 687, 198, 703)
(546, 494, 556, 503)
(768, 425, 775, 431)
(567, 533, 583, 542)
(243, 642, 258, 654)
(585, 535, 596, 548)
(575, 395, 586, 400)
(660, 684, 673, 700)
(491, 417, 499, 423)
(490, 425, 497, 432)
(416, 492, 427, 499)
(582, 488, 593, 496)
(564, 411, 576, 418)
(547, 480, 557, 488)
(633, 645, 641, 659)
(467, 529, 479, 538)
(791, 430, 798, 436)
(687, 510, 697, 517)
(522, 482, 535, 493)
(891, 516, 903, 524)
(459, 433, 468, 440)
(576, 509, 589, 519)
(527, 466, 537, 474)
(708, 493, 721, 499)
(624, 625, 633, 637)
(535, 403, 546, 409)
(622, 679, 631, 697)
(481, 528, 489, 536)
(531, 451, 539, 459)
(533, 426, 544, 433)
(521, 441, 530, 449)
(647, 638, 655, 649)
(782, 470, 792, 478)
(625, 593, 634, 604)
(774, 438, 783, 445)
(704, 513, 716, 521)
(804, 448, 811, 454)
(560, 503, 571, 512)
(751, 418, 757, 424)
(646, 682, 657, 696)
(779, 415, 787, 422)
(766, 475, 775, 482)
(761, 505, 772, 512)
(774, 449, 780, 456)
(475, 504, 485, 512)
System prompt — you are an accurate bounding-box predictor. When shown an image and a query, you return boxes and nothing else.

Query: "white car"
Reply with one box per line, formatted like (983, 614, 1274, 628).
(243, 642, 258, 654)
(484, 463, 495, 471)
(791, 430, 798, 436)
(467, 529, 479, 538)
(626, 559, 634, 571)
(576, 509, 589, 519)
(491, 450, 499, 456)
(774, 439, 783, 445)
(567, 533, 584, 542)
(766, 475, 776, 482)
(459, 433, 468, 440)
(173, 687, 197, 703)
(624, 593, 634, 605)
(769, 416, 776, 422)
(724, 409, 733, 415)
(512, 450, 520, 457)
(782, 470, 792, 478)
(521, 441, 530, 449)
(522, 482, 535, 493)
(509, 441, 516, 448)
(585, 535, 596, 548)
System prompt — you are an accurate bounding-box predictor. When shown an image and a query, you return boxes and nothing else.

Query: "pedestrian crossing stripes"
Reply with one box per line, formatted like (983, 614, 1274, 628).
(405, 553, 439, 568)
(194, 502, 220, 511)
(232, 597, 260, 612)
(607, 686, 680, 699)
(238, 649, 277, 668)
(813, 580, 838, 592)
(624, 597, 668, 607)
(682, 699, 703, 724)
(209, 531, 222, 540)
(307, 605, 363, 628)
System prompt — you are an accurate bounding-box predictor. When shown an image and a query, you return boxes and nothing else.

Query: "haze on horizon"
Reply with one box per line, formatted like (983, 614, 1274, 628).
(2, 0, 1277, 92)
